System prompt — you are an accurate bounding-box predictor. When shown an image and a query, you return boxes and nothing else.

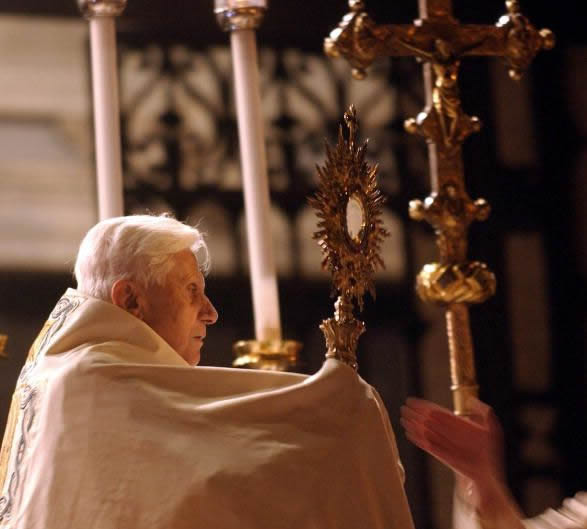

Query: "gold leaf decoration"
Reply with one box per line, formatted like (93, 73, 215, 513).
(309, 105, 389, 312)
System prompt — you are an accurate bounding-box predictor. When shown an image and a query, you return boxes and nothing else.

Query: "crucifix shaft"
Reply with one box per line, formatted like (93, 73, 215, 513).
(325, 0, 553, 414)
(0, 335, 7, 358)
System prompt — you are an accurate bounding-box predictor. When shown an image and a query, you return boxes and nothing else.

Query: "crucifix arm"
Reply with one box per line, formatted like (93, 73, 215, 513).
(325, 1, 553, 80)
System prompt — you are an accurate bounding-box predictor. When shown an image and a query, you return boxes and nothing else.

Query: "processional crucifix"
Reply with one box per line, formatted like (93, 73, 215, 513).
(325, 0, 554, 415)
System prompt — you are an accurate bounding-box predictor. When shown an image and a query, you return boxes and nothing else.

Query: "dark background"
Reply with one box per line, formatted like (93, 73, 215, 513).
(0, 2, 584, 528)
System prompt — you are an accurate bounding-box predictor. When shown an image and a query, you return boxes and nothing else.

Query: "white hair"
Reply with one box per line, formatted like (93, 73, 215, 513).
(74, 214, 209, 301)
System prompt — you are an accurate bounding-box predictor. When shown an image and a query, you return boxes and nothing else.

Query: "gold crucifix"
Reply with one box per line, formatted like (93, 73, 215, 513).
(325, 0, 554, 415)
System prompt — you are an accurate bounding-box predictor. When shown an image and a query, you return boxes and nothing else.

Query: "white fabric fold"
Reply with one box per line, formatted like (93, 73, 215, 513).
(0, 289, 414, 529)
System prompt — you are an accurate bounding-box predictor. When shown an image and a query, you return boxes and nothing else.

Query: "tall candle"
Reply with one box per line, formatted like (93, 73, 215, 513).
(230, 29, 282, 341)
(88, 16, 124, 220)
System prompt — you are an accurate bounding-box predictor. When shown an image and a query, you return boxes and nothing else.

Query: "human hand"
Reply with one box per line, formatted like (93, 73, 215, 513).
(401, 397, 525, 527)
(400, 397, 506, 505)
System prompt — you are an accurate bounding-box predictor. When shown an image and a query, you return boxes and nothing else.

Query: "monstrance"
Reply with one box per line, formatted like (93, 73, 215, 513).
(310, 105, 389, 369)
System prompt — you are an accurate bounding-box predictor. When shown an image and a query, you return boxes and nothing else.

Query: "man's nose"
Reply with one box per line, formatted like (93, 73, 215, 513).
(202, 296, 218, 325)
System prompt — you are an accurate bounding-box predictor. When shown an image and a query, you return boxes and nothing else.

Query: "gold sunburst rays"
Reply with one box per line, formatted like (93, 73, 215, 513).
(309, 105, 389, 312)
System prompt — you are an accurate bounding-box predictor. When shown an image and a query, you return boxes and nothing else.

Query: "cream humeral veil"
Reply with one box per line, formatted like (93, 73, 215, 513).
(0, 289, 414, 529)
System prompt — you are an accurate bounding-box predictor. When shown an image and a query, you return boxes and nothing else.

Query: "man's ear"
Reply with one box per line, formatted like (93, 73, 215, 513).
(111, 279, 145, 320)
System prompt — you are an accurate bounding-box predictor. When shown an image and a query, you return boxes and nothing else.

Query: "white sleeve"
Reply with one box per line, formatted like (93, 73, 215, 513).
(453, 491, 587, 529)
(523, 493, 587, 529)
(453, 490, 483, 529)
(452, 484, 523, 529)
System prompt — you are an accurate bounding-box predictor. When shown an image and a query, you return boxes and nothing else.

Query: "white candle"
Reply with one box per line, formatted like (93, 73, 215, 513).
(230, 29, 282, 341)
(89, 17, 124, 220)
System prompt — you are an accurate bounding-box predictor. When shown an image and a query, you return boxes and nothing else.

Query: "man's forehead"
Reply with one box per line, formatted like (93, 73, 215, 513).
(172, 249, 203, 279)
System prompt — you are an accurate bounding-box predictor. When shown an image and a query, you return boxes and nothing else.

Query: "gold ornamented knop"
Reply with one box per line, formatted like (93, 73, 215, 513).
(324, 1, 389, 80)
(416, 262, 496, 305)
(233, 339, 302, 371)
(214, 5, 266, 32)
(497, 0, 556, 80)
(321, 297, 365, 371)
(310, 105, 388, 369)
(409, 184, 491, 263)
(77, 0, 127, 19)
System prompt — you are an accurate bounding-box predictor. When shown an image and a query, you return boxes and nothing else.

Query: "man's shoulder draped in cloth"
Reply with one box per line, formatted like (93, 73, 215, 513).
(0, 289, 414, 529)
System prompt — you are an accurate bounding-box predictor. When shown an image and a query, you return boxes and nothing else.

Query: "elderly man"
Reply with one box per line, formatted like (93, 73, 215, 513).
(0, 214, 414, 529)
(75, 214, 218, 367)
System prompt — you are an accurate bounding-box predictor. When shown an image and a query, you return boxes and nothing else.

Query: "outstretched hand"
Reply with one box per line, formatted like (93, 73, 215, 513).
(401, 398, 537, 528)
(400, 397, 504, 486)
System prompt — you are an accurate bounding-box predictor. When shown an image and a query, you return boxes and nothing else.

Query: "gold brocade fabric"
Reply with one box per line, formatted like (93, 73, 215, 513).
(0, 294, 86, 518)
(0, 289, 414, 529)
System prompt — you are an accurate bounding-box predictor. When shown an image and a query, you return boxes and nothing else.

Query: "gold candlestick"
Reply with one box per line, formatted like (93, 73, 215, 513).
(232, 340, 302, 372)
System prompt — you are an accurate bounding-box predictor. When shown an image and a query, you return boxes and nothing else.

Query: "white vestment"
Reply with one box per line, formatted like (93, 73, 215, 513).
(0, 289, 414, 529)
(454, 487, 587, 529)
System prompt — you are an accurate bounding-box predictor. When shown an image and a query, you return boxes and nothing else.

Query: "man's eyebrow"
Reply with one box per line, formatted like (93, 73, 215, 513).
(182, 272, 199, 283)
(184, 273, 204, 288)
